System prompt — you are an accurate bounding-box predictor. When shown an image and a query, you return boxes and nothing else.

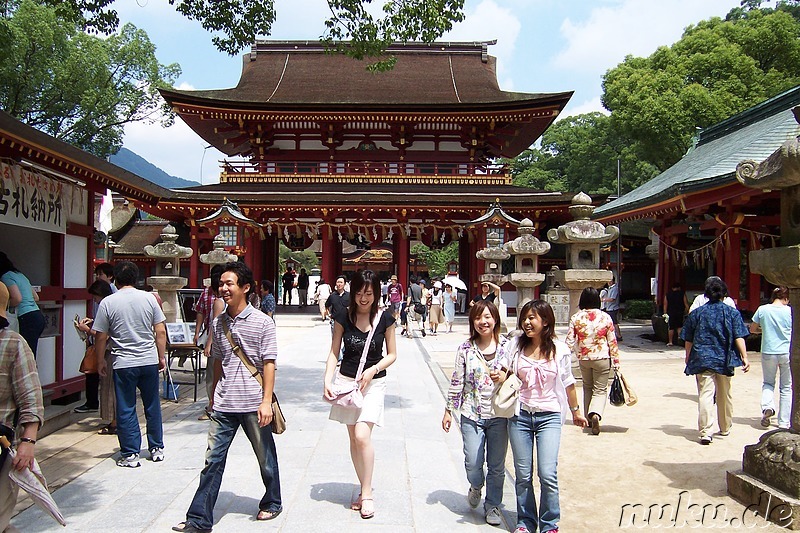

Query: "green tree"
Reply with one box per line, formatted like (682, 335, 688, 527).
(411, 241, 459, 279)
(602, 8, 800, 171)
(1, 0, 465, 58)
(0, 0, 180, 157)
(279, 242, 319, 275)
(506, 113, 658, 195)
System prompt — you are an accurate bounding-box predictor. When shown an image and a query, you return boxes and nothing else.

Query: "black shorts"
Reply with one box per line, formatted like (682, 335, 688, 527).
(606, 309, 619, 324)
(668, 313, 685, 329)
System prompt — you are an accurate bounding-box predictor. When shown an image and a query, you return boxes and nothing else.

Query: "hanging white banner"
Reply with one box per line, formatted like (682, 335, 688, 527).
(0, 161, 67, 234)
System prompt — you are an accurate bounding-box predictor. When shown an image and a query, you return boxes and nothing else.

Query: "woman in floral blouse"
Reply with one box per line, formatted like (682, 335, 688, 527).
(442, 300, 509, 526)
(565, 287, 619, 435)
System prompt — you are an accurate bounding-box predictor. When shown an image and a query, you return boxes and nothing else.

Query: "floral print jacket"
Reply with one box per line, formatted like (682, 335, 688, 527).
(565, 309, 620, 365)
(446, 337, 510, 420)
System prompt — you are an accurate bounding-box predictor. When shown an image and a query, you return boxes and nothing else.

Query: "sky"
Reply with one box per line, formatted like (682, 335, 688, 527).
(115, 0, 748, 185)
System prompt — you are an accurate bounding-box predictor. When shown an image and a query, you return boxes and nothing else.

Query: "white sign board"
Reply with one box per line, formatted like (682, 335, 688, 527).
(0, 161, 69, 234)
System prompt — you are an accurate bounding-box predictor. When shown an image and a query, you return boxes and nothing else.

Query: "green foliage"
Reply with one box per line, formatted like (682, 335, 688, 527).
(8, 0, 466, 58)
(323, 0, 465, 71)
(602, 8, 800, 171)
(279, 242, 319, 274)
(624, 299, 655, 319)
(0, 0, 180, 157)
(411, 241, 459, 279)
(506, 113, 659, 195)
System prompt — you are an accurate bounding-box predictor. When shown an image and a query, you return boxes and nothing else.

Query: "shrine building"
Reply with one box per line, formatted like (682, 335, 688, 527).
(151, 40, 579, 289)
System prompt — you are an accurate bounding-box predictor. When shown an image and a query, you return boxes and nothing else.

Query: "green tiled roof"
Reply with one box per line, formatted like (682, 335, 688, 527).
(594, 86, 800, 220)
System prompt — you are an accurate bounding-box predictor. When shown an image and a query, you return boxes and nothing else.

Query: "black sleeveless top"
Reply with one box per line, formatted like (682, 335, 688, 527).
(334, 310, 395, 379)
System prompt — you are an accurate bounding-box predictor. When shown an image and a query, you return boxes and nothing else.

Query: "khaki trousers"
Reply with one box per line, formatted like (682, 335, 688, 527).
(695, 371, 733, 438)
(579, 358, 611, 419)
(0, 454, 19, 532)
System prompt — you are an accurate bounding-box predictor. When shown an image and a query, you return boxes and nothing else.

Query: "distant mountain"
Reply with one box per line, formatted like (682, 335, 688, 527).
(110, 148, 200, 189)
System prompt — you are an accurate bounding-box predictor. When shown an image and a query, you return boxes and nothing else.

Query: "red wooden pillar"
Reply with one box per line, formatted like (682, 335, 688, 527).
(189, 224, 200, 288)
(322, 224, 337, 284)
(725, 229, 741, 304)
(263, 234, 279, 285)
(394, 232, 409, 289)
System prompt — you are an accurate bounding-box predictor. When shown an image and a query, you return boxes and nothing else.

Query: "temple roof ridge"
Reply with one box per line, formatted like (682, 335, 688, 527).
(250, 40, 498, 56)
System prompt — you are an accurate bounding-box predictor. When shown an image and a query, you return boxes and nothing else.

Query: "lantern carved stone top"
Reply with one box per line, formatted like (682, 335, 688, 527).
(547, 192, 619, 245)
(143, 224, 193, 260)
(200, 234, 238, 265)
(476, 230, 511, 262)
(504, 218, 550, 257)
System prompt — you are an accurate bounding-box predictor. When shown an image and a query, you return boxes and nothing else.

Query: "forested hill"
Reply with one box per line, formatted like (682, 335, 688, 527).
(110, 148, 200, 189)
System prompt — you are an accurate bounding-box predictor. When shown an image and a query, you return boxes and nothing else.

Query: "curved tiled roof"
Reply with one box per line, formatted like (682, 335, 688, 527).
(594, 86, 800, 221)
(162, 41, 568, 107)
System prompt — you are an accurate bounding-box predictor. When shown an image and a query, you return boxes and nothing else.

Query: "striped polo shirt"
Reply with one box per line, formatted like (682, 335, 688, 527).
(211, 304, 277, 412)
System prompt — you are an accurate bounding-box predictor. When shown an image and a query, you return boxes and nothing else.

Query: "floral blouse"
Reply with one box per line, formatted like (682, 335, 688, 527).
(446, 338, 510, 420)
(565, 309, 619, 365)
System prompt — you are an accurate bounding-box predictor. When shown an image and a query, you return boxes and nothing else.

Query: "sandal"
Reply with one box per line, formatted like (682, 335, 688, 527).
(351, 493, 362, 510)
(359, 498, 374, 519)
(256, 509, 282, 521)
(98, 424, 116, 435)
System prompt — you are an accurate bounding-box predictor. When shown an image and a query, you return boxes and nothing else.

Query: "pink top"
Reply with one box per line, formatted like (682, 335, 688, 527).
(517, 355, 560, 413)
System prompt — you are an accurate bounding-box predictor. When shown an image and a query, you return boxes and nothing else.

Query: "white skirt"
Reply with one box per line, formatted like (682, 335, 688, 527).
(328, 375, 386, 426)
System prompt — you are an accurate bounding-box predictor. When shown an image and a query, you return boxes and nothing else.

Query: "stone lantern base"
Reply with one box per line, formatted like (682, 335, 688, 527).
(727, 430, 800, 529)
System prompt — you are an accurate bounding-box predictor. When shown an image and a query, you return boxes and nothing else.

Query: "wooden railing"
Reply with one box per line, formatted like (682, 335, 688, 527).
(220, 160, 508, 177)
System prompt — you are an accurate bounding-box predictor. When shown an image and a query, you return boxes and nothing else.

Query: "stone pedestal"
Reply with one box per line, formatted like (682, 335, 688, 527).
(146, 275, 187, 323)
(727, 429, 800, 529)
(552, 269, 614, 321)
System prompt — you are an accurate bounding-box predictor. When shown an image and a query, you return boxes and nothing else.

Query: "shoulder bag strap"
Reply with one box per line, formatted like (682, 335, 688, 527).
(355, 310, 384, 380)
(471, 342, 491, 373)
(221, 316, 264, 388)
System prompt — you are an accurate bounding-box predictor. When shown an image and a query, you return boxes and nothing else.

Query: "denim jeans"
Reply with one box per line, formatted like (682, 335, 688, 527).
(761, 353, 792, 428)
(185, 411, 282, 531)
(113, 364, 163, 456)
(508, 409, 562, 533)
(18, 309, 45, 357)
(460, 415, 508, 512)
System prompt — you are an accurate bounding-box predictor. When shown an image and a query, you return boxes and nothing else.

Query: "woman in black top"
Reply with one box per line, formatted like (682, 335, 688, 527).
(323, 269, 397, 519)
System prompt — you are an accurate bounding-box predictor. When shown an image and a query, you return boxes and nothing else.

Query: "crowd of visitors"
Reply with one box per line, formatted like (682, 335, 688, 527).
(0, 245, 794, 533)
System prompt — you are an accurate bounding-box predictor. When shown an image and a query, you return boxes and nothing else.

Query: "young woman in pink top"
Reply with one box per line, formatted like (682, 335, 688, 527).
(507, 300, 587, 533)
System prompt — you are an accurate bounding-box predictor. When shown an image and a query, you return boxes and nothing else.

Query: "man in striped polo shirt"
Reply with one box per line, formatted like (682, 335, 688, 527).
(175, 262, 282, 533)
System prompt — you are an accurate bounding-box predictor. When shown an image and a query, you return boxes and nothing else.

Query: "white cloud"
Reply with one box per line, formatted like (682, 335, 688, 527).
(554, 0, 740, 76)
(444, 0, 521, 85)
(123, 118, 224, 186)
(561, 96, 607, 119)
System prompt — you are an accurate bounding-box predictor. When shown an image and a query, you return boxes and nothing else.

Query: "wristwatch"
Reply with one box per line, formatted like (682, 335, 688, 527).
(570, 405, 579, 412)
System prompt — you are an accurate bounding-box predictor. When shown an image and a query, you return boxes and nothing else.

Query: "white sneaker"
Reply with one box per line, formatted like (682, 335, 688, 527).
(116, 453, 141, 468)
(467, 486, 481, 508)
(485, 507, 502, 525)
(149, 448, 164, 462)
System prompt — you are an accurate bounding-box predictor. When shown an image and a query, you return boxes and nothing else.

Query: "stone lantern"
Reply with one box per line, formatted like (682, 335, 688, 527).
(547, 192, 619, 320)
(503, 218, 550, 311)
(726, 111, 800, 529)
(476, 229, 511, 331)
(144, 224, 193, 322)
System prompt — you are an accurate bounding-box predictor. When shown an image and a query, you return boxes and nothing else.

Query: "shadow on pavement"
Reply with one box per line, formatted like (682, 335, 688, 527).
(309, 481, 358, 508)
(425, 489, 491, 525)
(643, 459, 742, 497)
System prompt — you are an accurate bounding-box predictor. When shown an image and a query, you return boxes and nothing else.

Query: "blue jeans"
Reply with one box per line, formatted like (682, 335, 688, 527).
(18, 309, 45, 357)
(113, 364, 163, 456)
(460, 415, 508, 512)
(761, 353, 792, 428)
(508, 410, 562, 533)
(186, 411, 282, 530)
